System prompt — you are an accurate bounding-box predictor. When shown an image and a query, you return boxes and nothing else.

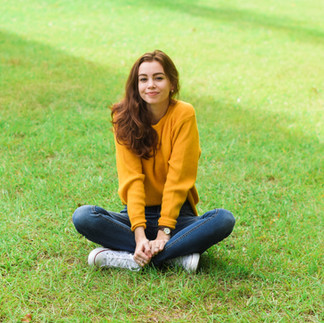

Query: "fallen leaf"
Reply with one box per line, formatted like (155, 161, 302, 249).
(21, 313, 32, 322)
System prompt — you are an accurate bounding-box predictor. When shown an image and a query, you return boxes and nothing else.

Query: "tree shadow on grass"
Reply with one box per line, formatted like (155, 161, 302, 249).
(0, 30, 126, 112)
(1, 29, 321, 270)
(138, 0, 324, 44)
(1, 29, 322, 323)
(1, 28, 320, 147)
(199, 253, 253, 278)
(139, 253, 262, 282)
(1, 28, 321, 216)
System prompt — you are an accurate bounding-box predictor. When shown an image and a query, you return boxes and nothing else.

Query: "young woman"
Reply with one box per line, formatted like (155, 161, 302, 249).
(72, 50, 235, 272)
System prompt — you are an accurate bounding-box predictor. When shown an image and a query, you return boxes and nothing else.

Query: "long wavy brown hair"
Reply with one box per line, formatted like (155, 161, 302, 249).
(111, 50, 180, 159)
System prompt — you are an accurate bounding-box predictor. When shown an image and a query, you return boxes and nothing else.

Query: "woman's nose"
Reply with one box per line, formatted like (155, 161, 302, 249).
(148, 78, 155, 88)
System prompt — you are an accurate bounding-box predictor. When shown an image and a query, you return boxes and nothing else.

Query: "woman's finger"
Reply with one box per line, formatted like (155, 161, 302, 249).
(149, 239, 167, 256)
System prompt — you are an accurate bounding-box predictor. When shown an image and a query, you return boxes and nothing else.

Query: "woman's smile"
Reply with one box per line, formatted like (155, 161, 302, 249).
(146, 91, 159, 96)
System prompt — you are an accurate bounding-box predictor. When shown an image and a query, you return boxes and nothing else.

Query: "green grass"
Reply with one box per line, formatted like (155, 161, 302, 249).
(0, 0, 323, 321)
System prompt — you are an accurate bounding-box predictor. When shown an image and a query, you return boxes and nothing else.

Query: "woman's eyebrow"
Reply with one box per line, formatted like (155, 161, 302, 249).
(138, 72, 166, 76)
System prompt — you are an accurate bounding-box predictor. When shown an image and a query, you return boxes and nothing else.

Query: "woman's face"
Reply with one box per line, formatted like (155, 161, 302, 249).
(138, 61, 172, 109)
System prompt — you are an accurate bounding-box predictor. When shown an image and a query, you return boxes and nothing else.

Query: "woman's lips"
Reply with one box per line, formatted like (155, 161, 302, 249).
(146, 92, 159, 96)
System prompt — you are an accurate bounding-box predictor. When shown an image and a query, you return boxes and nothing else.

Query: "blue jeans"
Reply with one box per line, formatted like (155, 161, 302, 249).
(72, 201, 235, 266)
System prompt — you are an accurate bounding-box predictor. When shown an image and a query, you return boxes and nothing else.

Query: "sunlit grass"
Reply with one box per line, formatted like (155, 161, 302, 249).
(0, 0, 323, 321)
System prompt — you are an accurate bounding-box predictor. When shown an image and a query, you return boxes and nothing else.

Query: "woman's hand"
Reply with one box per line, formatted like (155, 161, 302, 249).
(134, 227, 152, 267)
(149, 230, 171, 256)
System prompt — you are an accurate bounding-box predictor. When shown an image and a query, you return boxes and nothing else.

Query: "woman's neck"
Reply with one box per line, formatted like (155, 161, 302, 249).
(148, 101, 169, 125)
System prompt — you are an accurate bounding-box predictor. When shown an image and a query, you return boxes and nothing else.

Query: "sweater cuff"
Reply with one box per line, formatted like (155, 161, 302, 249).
(131, 222, 147, 232)
(158, 217, 177, 230)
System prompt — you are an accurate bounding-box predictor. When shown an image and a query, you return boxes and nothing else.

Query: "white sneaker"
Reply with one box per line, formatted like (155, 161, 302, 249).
(88, 247, 141, 271)
(167, 253, 200, 273)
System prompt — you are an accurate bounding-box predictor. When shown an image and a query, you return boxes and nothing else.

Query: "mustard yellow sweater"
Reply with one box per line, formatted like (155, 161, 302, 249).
(114, 100, 200, 231)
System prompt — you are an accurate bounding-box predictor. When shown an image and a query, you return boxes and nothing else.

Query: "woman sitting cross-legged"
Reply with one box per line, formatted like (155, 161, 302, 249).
(72, 50, 235, 273)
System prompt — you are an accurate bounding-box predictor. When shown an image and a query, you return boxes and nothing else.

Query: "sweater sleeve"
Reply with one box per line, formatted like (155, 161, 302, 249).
(158, 113, 200, 229)
(114, 136, 146, 231)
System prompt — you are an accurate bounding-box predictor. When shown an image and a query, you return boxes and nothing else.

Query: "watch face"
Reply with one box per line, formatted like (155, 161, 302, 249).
(164, 227, 171, 235)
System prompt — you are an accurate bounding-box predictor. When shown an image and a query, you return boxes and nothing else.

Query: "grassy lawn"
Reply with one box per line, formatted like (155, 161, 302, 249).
(0, 0, 323, 321)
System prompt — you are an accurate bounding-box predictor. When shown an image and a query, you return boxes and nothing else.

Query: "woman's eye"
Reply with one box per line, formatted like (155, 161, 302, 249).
(139, 78, 147, 82)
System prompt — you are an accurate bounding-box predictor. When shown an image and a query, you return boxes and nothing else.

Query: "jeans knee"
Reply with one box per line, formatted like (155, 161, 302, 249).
(218, 209, 235, 231)
(72, 205, 92, 232)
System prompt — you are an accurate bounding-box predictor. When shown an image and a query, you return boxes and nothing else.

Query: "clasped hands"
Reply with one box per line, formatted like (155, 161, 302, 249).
(133, 227, 170, 267)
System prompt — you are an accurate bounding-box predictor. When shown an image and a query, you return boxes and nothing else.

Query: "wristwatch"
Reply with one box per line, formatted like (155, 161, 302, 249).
(158, 226, 171, 235)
